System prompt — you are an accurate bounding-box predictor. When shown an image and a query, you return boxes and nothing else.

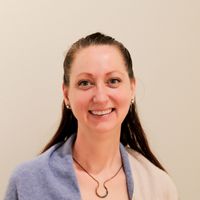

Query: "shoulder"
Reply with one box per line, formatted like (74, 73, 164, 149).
(4, 139, 81, 199)
(4, 143, 65, 199)
(126, 148, 178, 200)
(7, 143, 62, 187)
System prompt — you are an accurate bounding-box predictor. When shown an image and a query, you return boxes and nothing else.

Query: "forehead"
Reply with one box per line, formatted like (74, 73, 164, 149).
(70, 45, 127, 76)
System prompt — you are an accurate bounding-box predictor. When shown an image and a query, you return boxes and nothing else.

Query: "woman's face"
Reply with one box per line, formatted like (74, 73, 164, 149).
(63, 45, 135, 134)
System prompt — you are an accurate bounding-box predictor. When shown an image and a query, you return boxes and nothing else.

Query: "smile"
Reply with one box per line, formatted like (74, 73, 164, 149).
(89, 108, 114, 116)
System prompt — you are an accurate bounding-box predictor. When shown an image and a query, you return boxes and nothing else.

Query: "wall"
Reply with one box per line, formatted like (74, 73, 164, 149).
(0, 0, 200, 199)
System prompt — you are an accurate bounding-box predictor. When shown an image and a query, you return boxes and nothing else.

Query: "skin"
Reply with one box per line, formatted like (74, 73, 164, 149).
(63, 45, 135, 199)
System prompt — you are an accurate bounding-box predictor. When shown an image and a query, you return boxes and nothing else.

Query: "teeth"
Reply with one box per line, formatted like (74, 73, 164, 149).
(90, 109, 112, 116)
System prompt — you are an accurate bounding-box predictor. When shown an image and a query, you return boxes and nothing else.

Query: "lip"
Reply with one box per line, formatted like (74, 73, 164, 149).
(89, 108, 115, 116)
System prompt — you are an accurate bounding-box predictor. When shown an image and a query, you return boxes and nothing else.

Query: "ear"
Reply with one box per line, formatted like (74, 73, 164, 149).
(62, 83, 70, 105)
(130, 79, 136, 99)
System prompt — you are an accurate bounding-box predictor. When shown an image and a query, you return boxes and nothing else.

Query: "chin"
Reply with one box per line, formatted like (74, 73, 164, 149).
(88, 123, 121, 135)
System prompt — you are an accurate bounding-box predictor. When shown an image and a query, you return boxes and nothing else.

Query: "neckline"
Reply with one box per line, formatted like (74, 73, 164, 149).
(52, 134, 134, 199)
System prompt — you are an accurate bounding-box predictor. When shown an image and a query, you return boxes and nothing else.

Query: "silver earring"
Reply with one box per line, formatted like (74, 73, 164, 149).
(66, 104, 71, 109)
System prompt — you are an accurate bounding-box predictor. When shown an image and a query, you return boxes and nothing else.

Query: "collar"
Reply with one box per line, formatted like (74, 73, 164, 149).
(49, 134, 134, 199)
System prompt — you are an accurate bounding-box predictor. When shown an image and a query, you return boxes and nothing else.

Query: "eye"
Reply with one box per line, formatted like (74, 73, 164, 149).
(77, 80, 94, 89)
(107, 78, 121, 88)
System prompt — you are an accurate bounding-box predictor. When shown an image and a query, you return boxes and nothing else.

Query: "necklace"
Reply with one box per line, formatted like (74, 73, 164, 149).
(73, 157, 123, 198)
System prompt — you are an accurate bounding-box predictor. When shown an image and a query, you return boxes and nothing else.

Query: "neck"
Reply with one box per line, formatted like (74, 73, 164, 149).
(72, 128, 122, 175)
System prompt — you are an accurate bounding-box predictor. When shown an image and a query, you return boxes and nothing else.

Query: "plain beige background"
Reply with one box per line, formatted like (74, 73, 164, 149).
(0, 0, 199, 199)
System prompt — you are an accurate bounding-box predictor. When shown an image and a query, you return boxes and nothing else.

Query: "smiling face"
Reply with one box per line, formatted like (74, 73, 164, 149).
(63, 45, 135, 135)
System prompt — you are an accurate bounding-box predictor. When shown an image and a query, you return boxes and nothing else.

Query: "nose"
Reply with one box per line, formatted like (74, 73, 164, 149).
(92, 84, 109, 104)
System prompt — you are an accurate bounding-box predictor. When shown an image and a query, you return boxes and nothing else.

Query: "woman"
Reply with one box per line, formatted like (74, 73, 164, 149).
(4, 32, 178, 200)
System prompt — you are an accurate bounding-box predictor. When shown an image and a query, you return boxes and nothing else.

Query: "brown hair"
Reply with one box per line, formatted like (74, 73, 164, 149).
(42, 32, 165, 171)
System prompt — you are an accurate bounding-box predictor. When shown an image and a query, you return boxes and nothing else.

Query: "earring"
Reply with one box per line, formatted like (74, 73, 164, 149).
(131, 99, 134, 104)
(129, 99, 134, 112)
(66, 104, 71, 109)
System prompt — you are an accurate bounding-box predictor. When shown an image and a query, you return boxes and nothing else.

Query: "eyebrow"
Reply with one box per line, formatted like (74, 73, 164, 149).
(76, 71, 125, 77)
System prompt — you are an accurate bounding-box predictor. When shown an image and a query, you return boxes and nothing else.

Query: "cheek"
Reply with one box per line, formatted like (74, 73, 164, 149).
(69, 92, 90, 112)
(119, 92, 133, 115)
(69, 98, 87, 122)
(112, 94, 131, 116)
(118, 96, 131, 110)
(113, 87, 132, 104)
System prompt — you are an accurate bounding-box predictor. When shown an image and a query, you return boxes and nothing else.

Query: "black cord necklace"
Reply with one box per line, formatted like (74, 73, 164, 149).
(73, 157, 123, 198)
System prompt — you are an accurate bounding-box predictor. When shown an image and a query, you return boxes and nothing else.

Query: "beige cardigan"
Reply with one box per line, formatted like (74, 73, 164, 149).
(127, 148, 178, 200)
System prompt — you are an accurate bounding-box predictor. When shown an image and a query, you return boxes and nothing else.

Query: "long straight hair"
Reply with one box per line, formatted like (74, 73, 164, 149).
(42, 32, 165, 171)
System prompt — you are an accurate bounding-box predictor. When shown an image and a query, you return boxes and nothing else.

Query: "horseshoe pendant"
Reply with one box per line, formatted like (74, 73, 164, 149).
(95, 184, 108, 198)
